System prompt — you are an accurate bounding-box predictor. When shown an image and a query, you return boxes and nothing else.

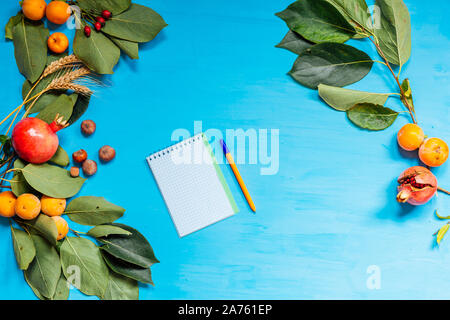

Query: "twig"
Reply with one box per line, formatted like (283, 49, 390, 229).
(438, 187, 450, 195)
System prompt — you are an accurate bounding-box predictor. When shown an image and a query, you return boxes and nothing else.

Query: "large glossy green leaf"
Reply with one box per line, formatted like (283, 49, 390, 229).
(98, 224, 158, 268)
(68, 94, 90, 126)
(5, 12, 23, 40)
(289, 43, 373, 89)
(374, 0, 411, 66)
(21, 163, 86, 199)
(60, 237, 110, 297)
(102, 250, 154, 285)
(12, 19, 48, 83)
(11, 159, 35, 197)
(326, 0, 372, 34)
(22, 79, 65, 115)
(36, 94, 77, 124)
(73, 27, 120, 74)
(102, 4, 167, 43)
(103, 271, 139, 300)
(24, 234, 61, 299)
(65, 197, 125, 226)
(110, 36, 139, 60)
(11, 226, 35, 270)
(275, 30, 314, 55)
(318, 84, 391, 111)
(87, 225, 132, 238)
(48, 146, 70, 167)
(275, 0, 355, 43)
(17, 214, 58, 246)
(76, 0, 131, 15)
(347, 103, 398, 131)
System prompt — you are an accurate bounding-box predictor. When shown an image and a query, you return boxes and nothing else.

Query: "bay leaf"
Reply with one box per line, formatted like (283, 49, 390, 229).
(347, 103, 398, 131)
(99, 224, 159, 268)
(51, 273, 70, 300)
(11, 226, 36, 270)
(110, 36, 139, 60)
(21, 163, 86, 199)
(101, 250, 154, 285)
(275, 30, 314, 55)
(326, 0, 372, 34)
(68, 94, 90, 126)
(275, 0, 355, 43)
(17, 214, 58, 245)
(48, 146, 70, 167)
(65, 196, 125, 226)
(374, 0, 411, 66)
(76, 0, 131, 15)
(437, 224, 450, 245)
(12, 19, 48, 83)
(11, 159, 36, 197)
(103, 271, 139, 300)
(289, 43, 373, 89)
(25, 234, 61, 298)
(87, 225, 132, 238)
(60, 237, 109, 297)
(22, 79, 65, 114)
(5, 12, 23, 40)
(318, 84, 391, 111)
(36, 93, 76, 124)
(102, 4, 167, 43)
(73, 26, 120, 74)
(24, 271, 47, 300)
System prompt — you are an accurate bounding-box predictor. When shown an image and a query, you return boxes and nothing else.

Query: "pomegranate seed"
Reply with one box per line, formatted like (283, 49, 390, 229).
(94, 22, 102, 31)
(96, 16, 106, 26)
(102, 10, 112, 19)
(84, 26, 91, 37)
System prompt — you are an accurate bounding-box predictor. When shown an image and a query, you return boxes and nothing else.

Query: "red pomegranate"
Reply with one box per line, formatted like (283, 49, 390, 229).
(397, 166, 438, 205)
(12, 116, 68, 164)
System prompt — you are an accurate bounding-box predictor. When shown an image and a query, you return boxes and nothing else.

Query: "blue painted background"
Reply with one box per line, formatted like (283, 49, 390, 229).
(1, 0, 450, 299)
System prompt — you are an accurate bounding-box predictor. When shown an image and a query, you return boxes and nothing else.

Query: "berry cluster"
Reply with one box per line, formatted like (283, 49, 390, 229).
(84, 10, 112, 37)
(403, 176, 426, 189)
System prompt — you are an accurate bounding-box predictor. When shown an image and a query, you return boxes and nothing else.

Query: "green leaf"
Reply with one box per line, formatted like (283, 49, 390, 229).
(18, 214, 58, 246)
(76, 0, 131, 15)
(318, 84, 391, 111)
(51, 273, 70, 300)
(11, 159, 36, 197)
(99, 224, 159, 268)
(374, 0, 411, 66)
(275, 30, 314, 55)
(11, 226, 36, 270)
(65, 197, 125, 226)
(48, 146, 70, 167)
(87, 225, 132, 238)
(275, 0, 355, 43)
(68, 94, 90, 126)
(102, 4, 167, 43)
(60, 237, 110, 297)
(102, 250, 154, 285)
(22, 79, 65, 114)
(325, 0, 372, 34)
(36, 94, 77, 124)
(5, 12, 23, 40)
(110, 36, 139, 59)
(437, 224, 450, 245)
(347, 103, 398, 131)
(401, 78, 415, 115)
(24, 234, 61, 299)
(12, 19, 48, 83)
(103, 271, 139, 300)
(289, 43, 373, 89)
(21, 163, 86, 199)
(73, 26, 120, 74)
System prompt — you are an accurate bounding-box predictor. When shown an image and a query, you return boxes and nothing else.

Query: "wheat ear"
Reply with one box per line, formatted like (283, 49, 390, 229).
(41, 55, 83, 78)
(46, 67, 93, 95)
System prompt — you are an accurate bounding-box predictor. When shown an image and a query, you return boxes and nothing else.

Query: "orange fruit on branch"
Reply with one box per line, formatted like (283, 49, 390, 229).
(47, 32, 69, 53)
(52, 216, 69, 240)
(46, 1, 71, 24)
(397, 123, 425, 151)
(22, 0, 47, 21)
(419, 137, 449, 167)
(15, 194, 41, 220)
(41, 195, 66, 217)
(0, 191, 17, 218)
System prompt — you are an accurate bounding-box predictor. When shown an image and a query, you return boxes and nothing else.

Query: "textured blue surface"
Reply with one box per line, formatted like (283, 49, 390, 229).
(1, 0, 450, 300)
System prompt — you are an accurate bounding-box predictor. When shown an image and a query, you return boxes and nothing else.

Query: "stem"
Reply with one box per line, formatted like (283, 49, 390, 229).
(438, 187, 450, 195)
(70, 228, 86, 237)
(0, 185, 11, 189)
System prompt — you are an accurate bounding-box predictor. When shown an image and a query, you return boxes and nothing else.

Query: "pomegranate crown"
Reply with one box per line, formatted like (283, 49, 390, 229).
(49, 114, 69, 133)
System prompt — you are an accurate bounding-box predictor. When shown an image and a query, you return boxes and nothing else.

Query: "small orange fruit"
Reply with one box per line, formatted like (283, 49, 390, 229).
(15, 194, 41, 220)
(46, 1, 71, 24)
(47, 32, 69, 54)
(397, 124, 425, 151)
(0, 191, 17, 218)
(22, 0, 47, 21)
(419, 138, 449, 167)
(52, 216, 69, 240)
(41, 195, 66, 217)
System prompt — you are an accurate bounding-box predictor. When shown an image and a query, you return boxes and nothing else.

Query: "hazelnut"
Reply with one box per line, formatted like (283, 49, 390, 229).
(99, 145, 116, 163)
(82, 160, 97, 176)
(81, 120, 96, 136)
(70, 167, 80, 177)
(72, 149, 88, 163)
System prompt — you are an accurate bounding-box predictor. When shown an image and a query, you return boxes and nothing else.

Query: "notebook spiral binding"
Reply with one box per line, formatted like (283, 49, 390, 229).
(147, 133, 205, 161)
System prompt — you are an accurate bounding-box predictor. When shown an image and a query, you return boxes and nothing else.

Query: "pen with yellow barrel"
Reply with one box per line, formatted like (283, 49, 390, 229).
(220, 139, 256, 212)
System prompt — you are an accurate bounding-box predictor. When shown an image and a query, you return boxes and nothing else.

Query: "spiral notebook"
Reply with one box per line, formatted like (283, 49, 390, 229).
(146, 133, 238, 237)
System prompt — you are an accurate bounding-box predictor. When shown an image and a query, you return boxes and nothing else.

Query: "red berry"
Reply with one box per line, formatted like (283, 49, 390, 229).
(102, 10, 112, 19)
(94, 22, 102, 31)
(96, 16, 105, 26)
(84, 26, 91, 37)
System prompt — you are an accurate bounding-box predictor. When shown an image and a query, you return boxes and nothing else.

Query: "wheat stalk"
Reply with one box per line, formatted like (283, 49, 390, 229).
(41, 54, 83, 78)
(46, 67, 93, 95)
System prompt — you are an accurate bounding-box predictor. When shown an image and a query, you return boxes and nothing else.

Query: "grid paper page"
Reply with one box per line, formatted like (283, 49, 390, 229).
(147, 134, 238, 237)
